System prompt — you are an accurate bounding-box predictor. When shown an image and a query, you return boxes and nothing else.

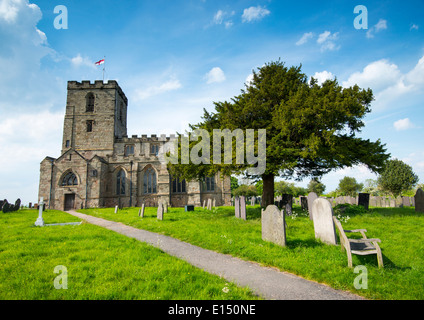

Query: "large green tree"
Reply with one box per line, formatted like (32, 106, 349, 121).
(337, 176, 363, 197)
(167, 60, 389, 207)
(378, 159, 419, 198)
(307, 178, 326, 196)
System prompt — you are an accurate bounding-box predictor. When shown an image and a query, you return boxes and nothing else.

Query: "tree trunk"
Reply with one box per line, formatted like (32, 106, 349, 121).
(262, 173, 275, 207)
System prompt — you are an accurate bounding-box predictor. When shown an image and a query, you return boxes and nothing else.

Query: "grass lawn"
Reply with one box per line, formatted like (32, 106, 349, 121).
(78, 204, 424, 300)
(0, 209, 258, 300)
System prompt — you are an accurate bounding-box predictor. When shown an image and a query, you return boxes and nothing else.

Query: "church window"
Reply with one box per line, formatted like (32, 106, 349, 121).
(86, 120, 94, 132)
(203, 176, 215, 192)
(143, 167, 157, 194)
(61, 172, 78, 186)
(150, 144, 159, 156)
(116, 169, 126, 195)
(65, 140, 70, 148)
(124, 145, 134, 156)
(172, 177, 186, 193)
(86, 93, 95, 112)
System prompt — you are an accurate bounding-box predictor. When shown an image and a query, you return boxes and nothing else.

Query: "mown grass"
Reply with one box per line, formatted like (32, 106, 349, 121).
(0, 209, 258, 300)
(79, 204, 424, 300)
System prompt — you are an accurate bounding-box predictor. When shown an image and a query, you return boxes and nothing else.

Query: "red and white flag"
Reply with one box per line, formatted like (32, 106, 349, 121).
(95, 59, 105, 66)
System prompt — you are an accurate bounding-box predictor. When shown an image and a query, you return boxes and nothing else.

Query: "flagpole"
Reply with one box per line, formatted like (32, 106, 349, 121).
(103, 56, 106, 82)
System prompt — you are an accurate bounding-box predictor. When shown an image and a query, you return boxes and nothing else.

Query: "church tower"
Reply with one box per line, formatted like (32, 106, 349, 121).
(61, 80, 128, 158)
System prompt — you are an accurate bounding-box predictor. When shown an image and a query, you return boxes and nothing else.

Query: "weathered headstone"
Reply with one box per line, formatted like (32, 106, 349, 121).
(414, 188, 424, 213)
(139, 204, 145, 218)
(311, 198, 337, 245)
(240, 196, 246, 220)
(207, 198, 212, 210)
(281, 194, 293, 216)
(212, 199, 216, 208)
(307, 192, 318, 220)
(203, 200, 206, 209)
(34, 197, 45, 227)
(157, 203, 164, 220)
(163, 202, 168, 213)
(300, 196, 308, 211)
(402, 196, 411, 207)
(261, 205, 286, 247)
(235, 196, 240, 218)
(251, 196, 256, 206)
(358, 193, 370, 210)
(114, 205, 118, 214)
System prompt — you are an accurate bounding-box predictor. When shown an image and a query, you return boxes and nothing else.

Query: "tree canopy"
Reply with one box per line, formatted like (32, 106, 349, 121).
(377, 159, 419, 198)
(166, 60, 389, 207)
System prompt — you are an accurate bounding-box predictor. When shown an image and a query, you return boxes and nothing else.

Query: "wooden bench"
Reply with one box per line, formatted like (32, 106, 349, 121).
(333, 217, 384, 268)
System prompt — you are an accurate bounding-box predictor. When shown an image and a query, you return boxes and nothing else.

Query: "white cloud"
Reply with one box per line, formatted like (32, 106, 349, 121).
(204, 67, 226, 84)
(71, 54, 96, 69)
(296, 32, 314, 46)
(242, 6, 270, 23)
(213, 10, 224, 24)
(317, 31, 340, 52)
(134, 77, 182, 100)
(342, 55, 424, 112)
(311, 71, 335, 85)
(0, 0, 21, 23)
(212, 9, 234, 28)
(245, 73, 254, 87)
(410, 24, 419, 31)
(366, 19, 387, 38)
(394, 118, 415, 131)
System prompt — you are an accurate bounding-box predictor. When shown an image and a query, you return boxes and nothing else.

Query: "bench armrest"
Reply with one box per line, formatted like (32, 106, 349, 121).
(348, 238, 381, 243)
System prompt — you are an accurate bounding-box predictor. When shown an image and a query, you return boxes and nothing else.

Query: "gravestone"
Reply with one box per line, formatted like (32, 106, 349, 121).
(307, 192, 318, 220)
(207, 198, 212, 210)
(402, 196, 411, 207)
(358, 193, 370, 210)
(139, 204, 145, 218)
(251, 196, 256, 206)
(203, 200, 206, 209)
(414, 188, 424, 213)
(212, 199, 216, 208)
(114, 205, 118, 214)
(34, 197, 45, 227)
(157, 203, 164, 220)
(240, 196, 246, 220)
(261, 205, 286, 247)
(235, 196, 240, 218)
(311, 198, 337, 245)
(281, 194, 293, 215)
(300, 196, 308, 211)
(163, 202, 168, 213)
(185, 205, 194, 212)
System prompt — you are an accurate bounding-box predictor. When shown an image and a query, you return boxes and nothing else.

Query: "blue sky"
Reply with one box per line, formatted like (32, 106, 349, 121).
(0, 0, 423, 204)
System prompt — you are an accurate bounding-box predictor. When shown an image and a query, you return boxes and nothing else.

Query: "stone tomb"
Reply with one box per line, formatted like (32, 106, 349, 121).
(261, 205, 286, 247)
(415, 188, 424, 213)
(311, 198, 337, 245)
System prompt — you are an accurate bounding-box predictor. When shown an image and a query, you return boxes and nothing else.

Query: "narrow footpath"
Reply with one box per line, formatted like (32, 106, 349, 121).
(67, 210, 364, 300)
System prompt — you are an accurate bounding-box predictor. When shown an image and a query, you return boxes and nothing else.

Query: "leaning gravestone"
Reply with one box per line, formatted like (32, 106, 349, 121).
(307, 192, 318, 220)
(311, 198, 337, 245)
(414, 188, 424, 213)
(358, 193, 370, 210)
(240, 196, 246, 220)
(14, 199, 21, 211)
(261, 205, 286, 247)
(139, 204, 145, 218)
(207, 198, 212, 210)
(157, 203, 164, 220)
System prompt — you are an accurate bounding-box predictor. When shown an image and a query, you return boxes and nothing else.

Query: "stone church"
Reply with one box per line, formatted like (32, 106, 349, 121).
(38, 80, 231, 211)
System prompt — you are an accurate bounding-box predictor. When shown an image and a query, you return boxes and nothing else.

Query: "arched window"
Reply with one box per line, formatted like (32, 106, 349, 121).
(116, 169, 126, 195)
(143, 167, 157, 194)
(172, 177, 186, 193)
(61, 172, 78, 186)
(86, 93, 95, 112)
